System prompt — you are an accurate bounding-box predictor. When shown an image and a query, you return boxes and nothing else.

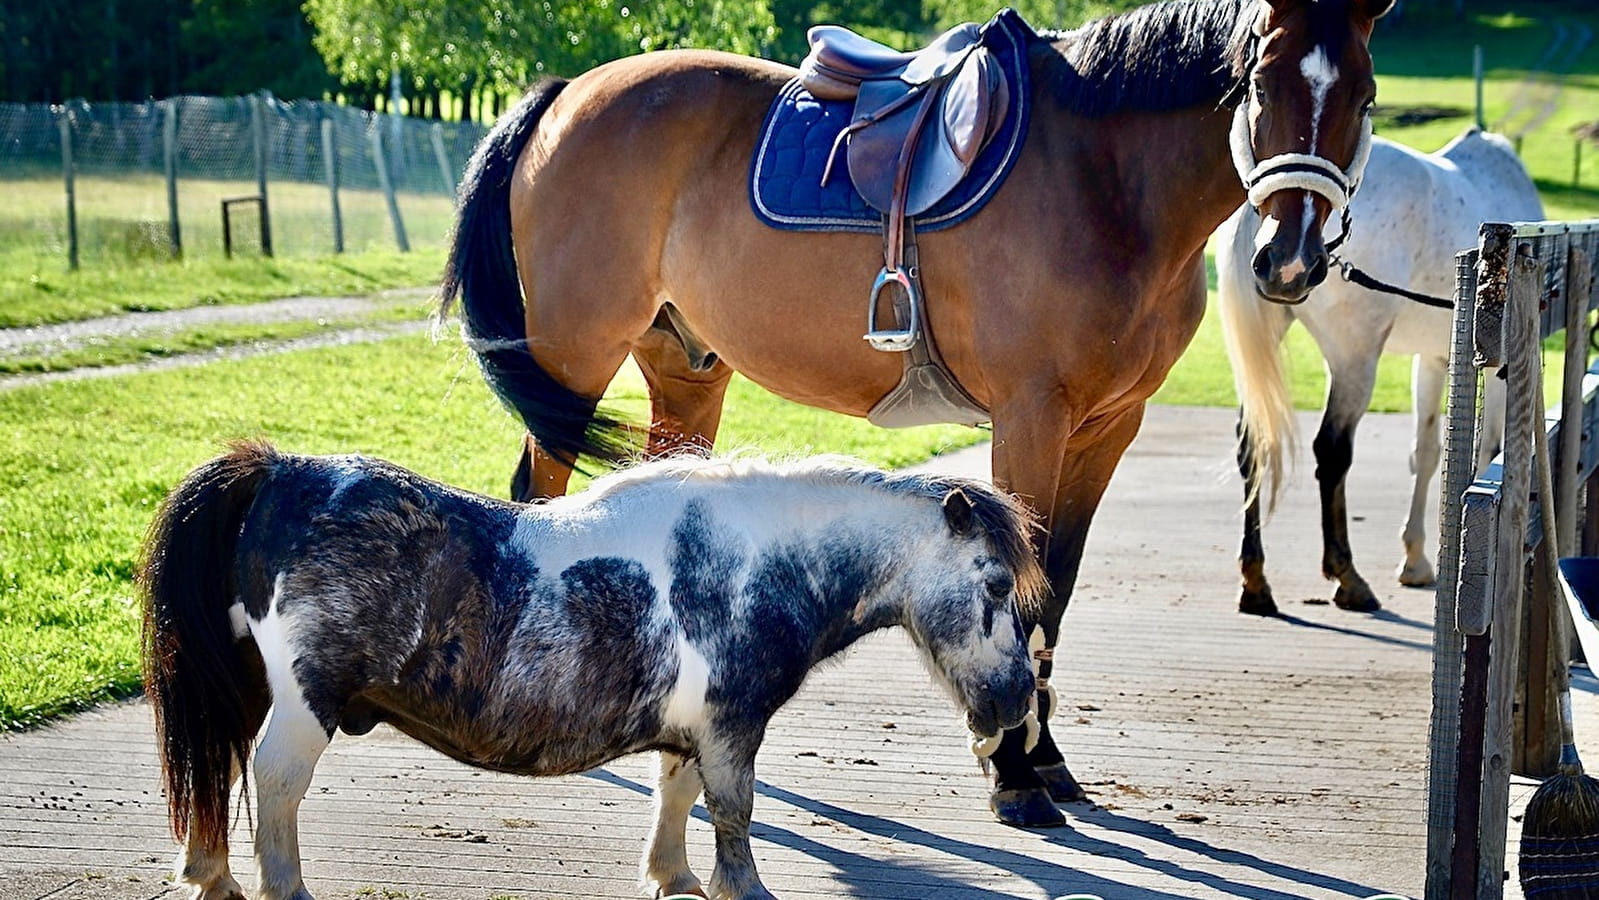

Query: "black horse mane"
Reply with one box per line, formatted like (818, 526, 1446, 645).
(1033, 0, 1255, 117)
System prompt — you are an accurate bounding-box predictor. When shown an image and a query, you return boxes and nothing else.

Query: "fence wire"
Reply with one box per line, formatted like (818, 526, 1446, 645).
(0, 93, 485, 268)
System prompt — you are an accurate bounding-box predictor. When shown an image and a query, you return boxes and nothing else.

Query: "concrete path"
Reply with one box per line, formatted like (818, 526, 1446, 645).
(1, 404, 1581, 899)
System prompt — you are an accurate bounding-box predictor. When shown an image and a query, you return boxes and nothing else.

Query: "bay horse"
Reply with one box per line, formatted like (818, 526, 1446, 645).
(140, 443, 1042, 900)
(440, 0, 1391, 826)
(1218, 128, 1542, 615)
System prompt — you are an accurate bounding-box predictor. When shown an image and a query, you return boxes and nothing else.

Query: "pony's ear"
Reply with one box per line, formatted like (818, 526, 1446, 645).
(942, 489, 976, 537)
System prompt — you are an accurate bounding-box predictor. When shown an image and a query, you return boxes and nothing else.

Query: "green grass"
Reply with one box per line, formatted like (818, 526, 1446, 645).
(0, 331, 985, 729)
(0, 173, 455, 270)
(0, 248, 443, 329)
(1372, 2, 1599, 221)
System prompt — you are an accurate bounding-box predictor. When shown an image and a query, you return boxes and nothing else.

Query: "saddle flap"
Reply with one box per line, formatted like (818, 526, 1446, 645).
(900, 23, 984, 84)
(846, 47, 1007, 216)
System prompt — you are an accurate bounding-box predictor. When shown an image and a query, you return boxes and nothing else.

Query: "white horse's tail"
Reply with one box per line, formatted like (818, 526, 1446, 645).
(1216, 204, 1297, 510)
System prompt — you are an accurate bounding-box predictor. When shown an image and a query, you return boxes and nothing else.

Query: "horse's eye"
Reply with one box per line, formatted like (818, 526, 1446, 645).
(986, 574, 1013, 599)
(1252, 83, 1267, 107)
(1361, 96, 1376, 115)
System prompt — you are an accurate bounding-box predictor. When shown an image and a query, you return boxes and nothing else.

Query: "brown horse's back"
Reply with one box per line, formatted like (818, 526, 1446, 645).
(512, 50, 927, 416)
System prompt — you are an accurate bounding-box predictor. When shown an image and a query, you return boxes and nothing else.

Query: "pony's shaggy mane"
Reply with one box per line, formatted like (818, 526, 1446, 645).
(576, 454, 1046, 614)
(1034, 0, 1254, 117)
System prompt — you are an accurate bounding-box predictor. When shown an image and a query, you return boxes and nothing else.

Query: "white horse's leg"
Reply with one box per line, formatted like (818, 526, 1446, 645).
(1477, 366, 1507, 474)
(1399, 354, 1447, 586)
(642, 751, 707, 898)
(175, 759, 246, 900)
(1313, 345, 1385, 611)
(252, 693, 331, 900)
(699, 743, 774, 900)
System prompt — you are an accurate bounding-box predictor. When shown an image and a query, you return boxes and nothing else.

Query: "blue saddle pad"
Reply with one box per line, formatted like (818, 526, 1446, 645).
(749, 9, 1034, 234)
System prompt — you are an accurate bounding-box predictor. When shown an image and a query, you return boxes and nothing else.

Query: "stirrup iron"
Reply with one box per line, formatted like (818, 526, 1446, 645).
(864, 267, 921, 351)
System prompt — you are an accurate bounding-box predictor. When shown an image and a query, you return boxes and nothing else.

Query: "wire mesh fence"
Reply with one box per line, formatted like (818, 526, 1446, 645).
(0, 93, 485, 269)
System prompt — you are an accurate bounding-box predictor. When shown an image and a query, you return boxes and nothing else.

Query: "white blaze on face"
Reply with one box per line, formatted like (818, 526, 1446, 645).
(1300, 46, 1339, 148)
(1281, 44, 1341, 280)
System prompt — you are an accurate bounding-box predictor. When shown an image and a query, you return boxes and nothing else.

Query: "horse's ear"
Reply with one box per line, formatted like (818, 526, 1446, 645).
(943, 489, 976, 537)
(1357, 0, 1395, 21)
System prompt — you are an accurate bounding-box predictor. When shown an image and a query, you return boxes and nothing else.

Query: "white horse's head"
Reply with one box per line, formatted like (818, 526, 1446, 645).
(893, 487, 1042, 739)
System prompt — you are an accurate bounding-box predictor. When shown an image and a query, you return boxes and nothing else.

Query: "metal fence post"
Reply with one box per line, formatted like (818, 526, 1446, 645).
(321, 116, 344, 254)
(163, 98, 181, 257)
(1425, 249, 1481, 900)
(430, 122, 456, 197)
(252, 92, 274, 257)
(58, 104, 78, 271)
(1473, 45, 1485, 132)
(370, 123, 410, 252)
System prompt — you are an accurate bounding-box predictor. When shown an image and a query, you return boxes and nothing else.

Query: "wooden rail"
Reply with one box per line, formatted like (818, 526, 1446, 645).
(1427, 220, 1599, 900)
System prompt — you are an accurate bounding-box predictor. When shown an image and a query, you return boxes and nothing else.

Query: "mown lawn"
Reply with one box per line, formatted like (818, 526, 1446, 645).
(1371, 2, 1599, 221)
(0, 331, 987, 729)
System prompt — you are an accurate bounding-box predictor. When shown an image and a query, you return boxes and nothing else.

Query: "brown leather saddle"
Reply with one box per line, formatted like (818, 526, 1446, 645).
(798, 22, 1007, 426)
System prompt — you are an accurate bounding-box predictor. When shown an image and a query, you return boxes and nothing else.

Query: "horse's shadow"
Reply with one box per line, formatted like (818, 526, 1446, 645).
(585, 768, 1394, 899)
(1270, 608, 1435, 653)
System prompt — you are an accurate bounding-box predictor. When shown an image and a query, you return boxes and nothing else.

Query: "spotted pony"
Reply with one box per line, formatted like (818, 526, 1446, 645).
(140, 443, 1044, 900)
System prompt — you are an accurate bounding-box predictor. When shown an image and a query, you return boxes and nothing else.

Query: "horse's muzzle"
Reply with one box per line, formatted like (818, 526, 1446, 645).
(1252, 231, 1329, 305)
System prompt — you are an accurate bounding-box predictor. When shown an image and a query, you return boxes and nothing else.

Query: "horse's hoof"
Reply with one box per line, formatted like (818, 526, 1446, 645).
(1239, 586, 1279, 617)
(1397, 558, 1436, 587)
(1333, 582, 1381, 612)
(990, 787, 1067, 827)
(1035, 763, 1088, 803)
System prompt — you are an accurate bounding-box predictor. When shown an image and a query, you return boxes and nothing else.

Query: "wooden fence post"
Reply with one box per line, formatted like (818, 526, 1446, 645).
(1475, 246, 1545, 898)
(163, 98, 181, 258)
(321, 117, 344, 254)
(58, 105, 78, 271)
(370, 124, 410, 252)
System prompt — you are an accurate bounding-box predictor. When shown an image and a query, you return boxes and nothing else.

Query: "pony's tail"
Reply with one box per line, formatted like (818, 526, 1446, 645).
(440, 78, 636, 472)
(1216, 204, 1297, 511)
(139, 441, 277, 850)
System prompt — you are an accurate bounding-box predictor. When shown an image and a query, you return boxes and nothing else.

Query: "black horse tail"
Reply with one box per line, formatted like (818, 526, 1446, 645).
(440, 78, 636, 475)
(139, 441, 277, 850)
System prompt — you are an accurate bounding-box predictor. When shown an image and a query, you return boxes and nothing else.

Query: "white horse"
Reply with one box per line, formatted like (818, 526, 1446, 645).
(1217, 128, 1542, 615)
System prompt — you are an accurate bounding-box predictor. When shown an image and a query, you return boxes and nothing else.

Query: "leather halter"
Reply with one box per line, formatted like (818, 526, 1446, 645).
(1229, 97, 1373, 211)
(1227, 15, 1373, 214)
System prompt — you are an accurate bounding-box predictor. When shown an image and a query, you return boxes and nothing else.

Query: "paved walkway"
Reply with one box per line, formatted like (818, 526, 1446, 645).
(2, 405, 1582, 899)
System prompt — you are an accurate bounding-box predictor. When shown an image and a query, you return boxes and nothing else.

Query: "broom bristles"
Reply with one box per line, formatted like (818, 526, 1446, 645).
(1520, 767, 1599, 898)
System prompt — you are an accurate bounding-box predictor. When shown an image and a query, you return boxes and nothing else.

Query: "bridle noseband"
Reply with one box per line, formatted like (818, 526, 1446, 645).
(1228, 87, 1373, 214)
(1227, 14, 1374, 218)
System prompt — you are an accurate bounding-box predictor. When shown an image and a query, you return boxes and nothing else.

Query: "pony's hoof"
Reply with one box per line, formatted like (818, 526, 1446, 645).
(990, 787, 1067, 827)
(193, 883, 246, 900)
(1239, 586, 1279, 617)
(1333, 582, 1381, 612)
(650, 875, 706, 899)
(1035, 763, 1087, 802)
(1397, 558, 1436, 587)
